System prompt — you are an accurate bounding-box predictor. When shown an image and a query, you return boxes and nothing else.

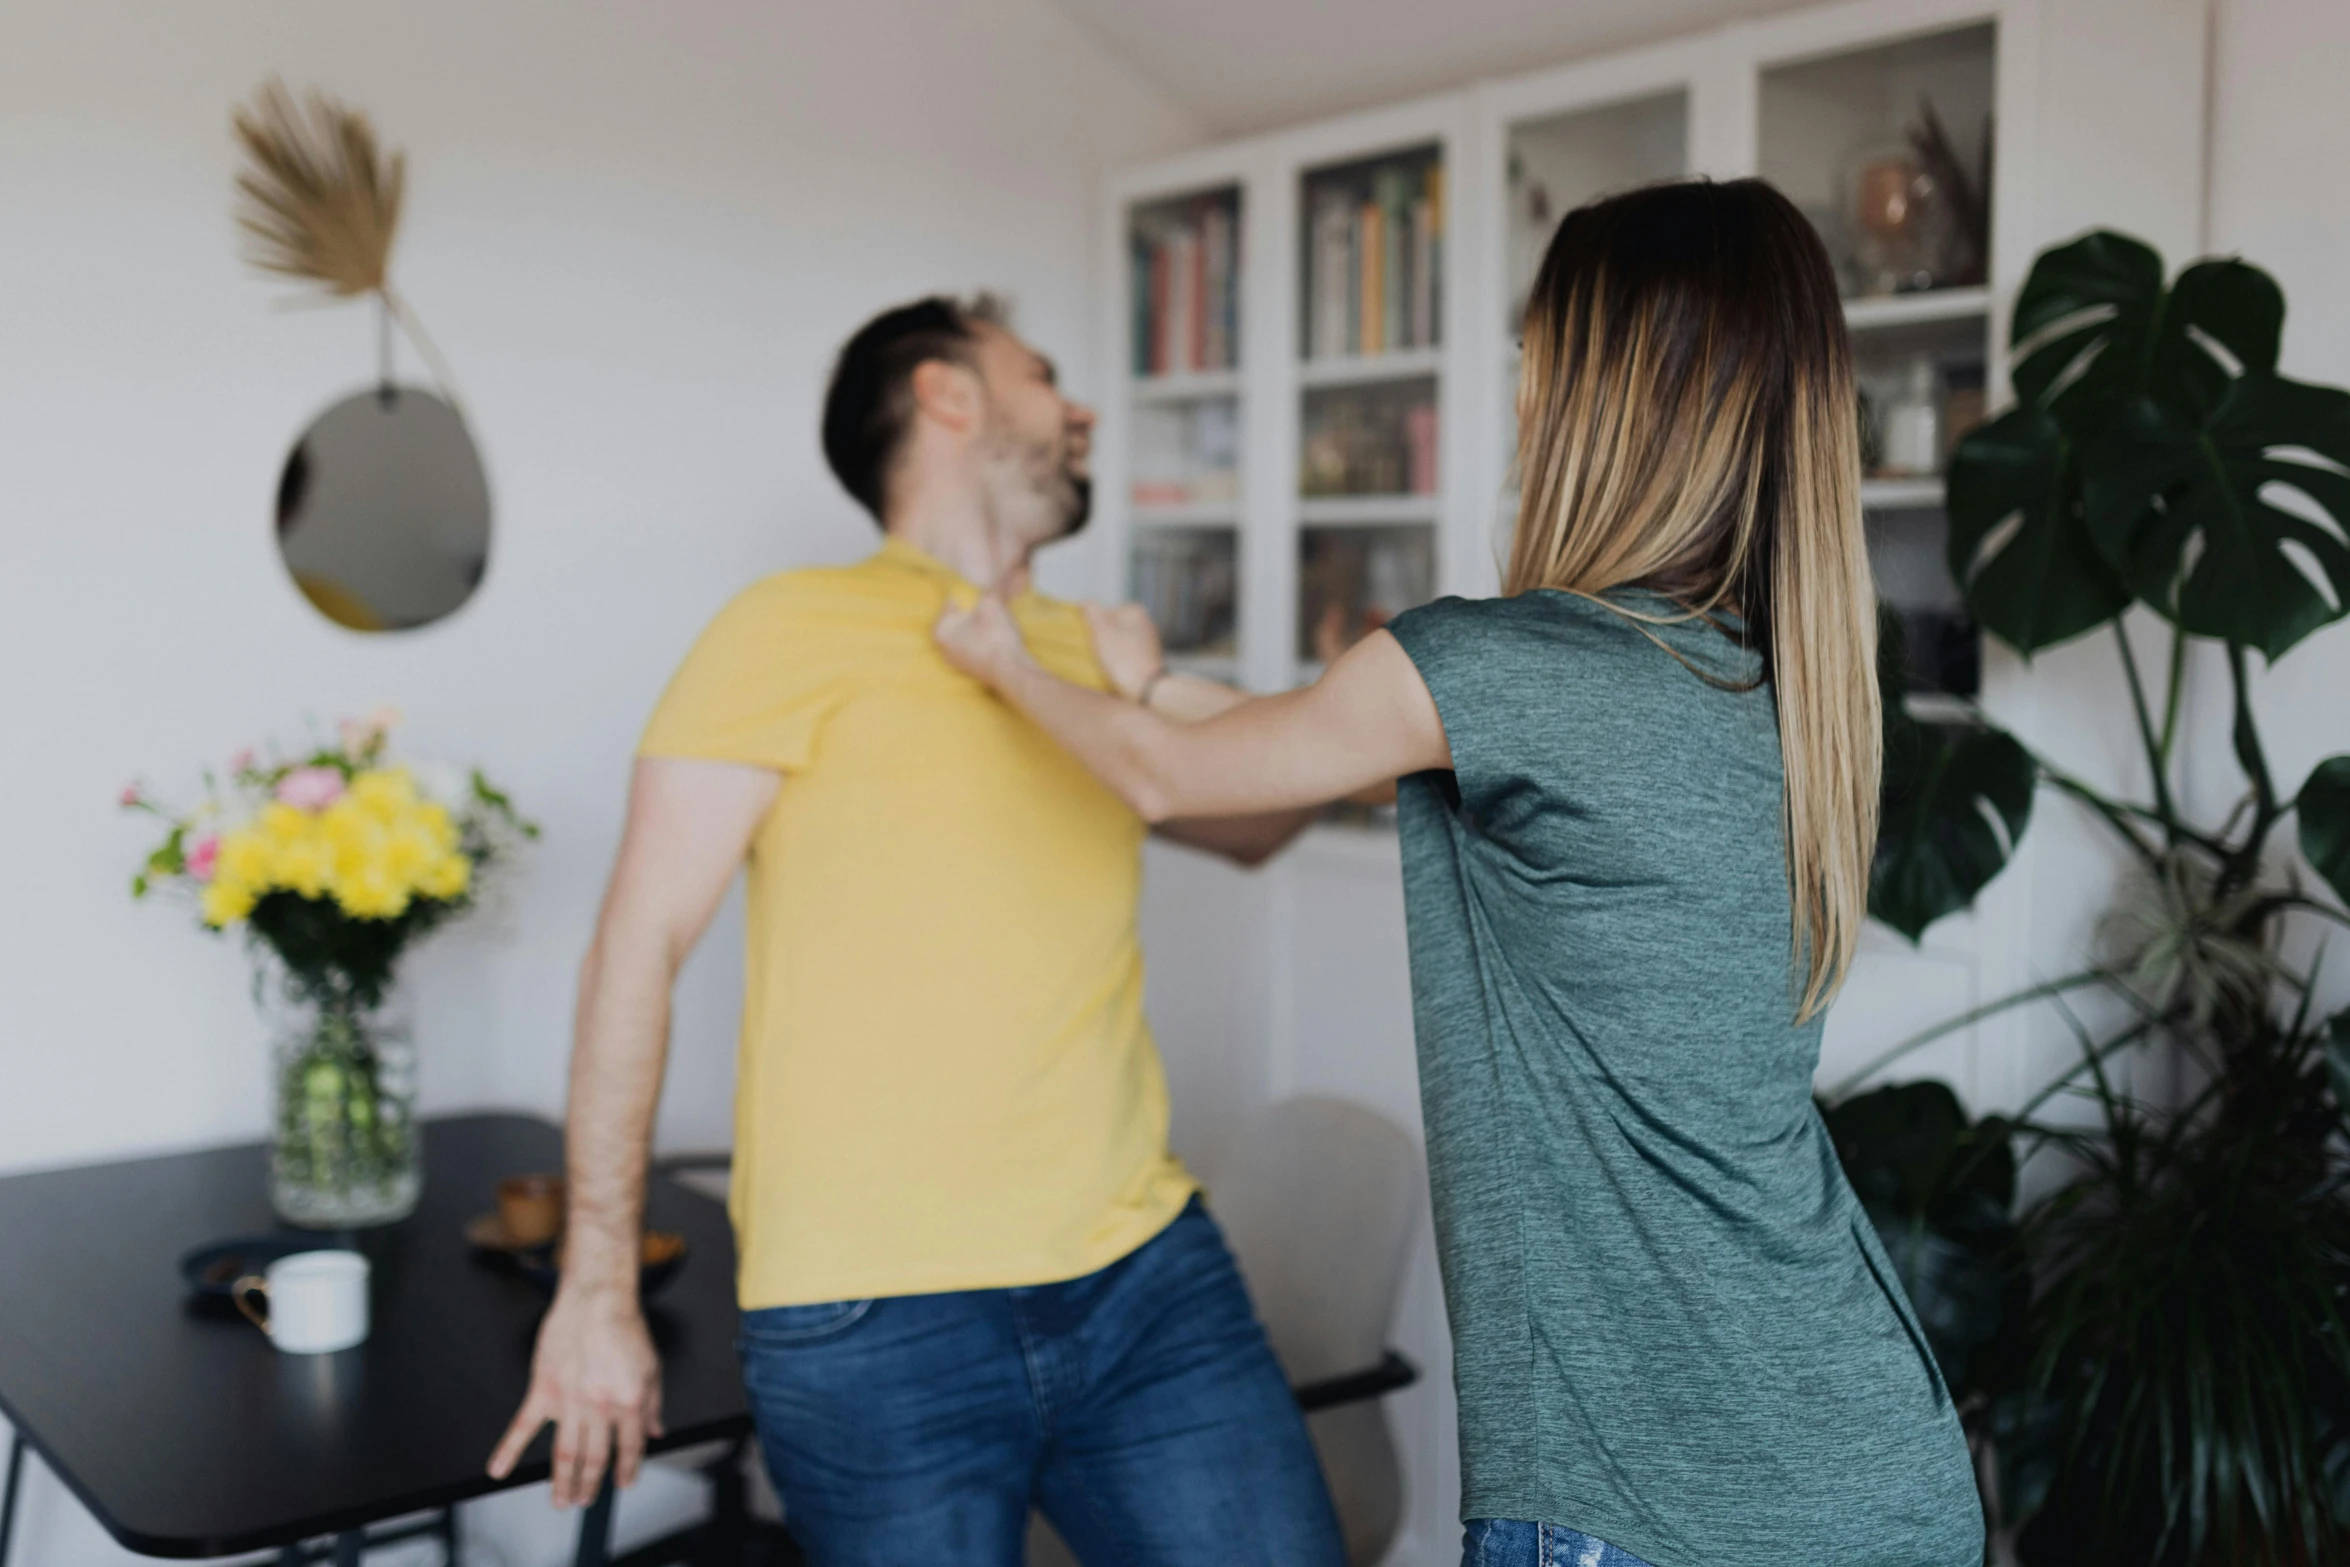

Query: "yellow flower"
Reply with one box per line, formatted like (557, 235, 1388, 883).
(201, 878, 257, 927)
(274, 833, 334, 899)
(417, 852, 471, 901)
(415, 801, 460, 852)
(217, 827, 274, 888)
(335, 864, 411, 920)
(259, 802, 312, 846)
(348, 769, 418, 823)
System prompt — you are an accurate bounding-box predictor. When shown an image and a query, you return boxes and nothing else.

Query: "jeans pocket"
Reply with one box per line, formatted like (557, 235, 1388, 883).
(741, 1297, 876, 1347)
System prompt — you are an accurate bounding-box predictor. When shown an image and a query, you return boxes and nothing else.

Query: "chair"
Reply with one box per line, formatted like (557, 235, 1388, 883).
(1029, 1095, 1425, 1567)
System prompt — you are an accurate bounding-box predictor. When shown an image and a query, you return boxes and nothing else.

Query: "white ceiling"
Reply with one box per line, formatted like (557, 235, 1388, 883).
(1049, 0, 1811, 136)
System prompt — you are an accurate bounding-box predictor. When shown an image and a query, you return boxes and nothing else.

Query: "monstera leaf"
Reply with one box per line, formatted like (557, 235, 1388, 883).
(1874, 720, 2035, 940)
(1947, 232, 2350, 660)
(2302, 755, 2350, 909)
(2080, 377, 2350, 659)
(1869, 613, 2036, 939)
(1823, 1081, 2021, 1395)
(1946, 407, 2128, 653)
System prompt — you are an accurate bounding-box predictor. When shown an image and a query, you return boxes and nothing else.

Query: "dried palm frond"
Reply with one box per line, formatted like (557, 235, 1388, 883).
(231, 79, 405, 298)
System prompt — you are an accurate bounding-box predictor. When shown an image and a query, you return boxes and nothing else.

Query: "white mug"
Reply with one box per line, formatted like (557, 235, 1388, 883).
(233, 1249, 371, 1354)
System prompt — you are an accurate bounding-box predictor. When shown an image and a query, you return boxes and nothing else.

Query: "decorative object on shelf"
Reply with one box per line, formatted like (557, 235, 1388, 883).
(1907, 96, 1991, 289)
(1300, 382, 1438, 497)
(1842, 230, 2350, 1565)
(233, 80, 491, 634)
(1130, 396, 1240, 509)
(1842, 96, 1990, 296)
(1128, 528, 1238, 657)
(1874, 359, 1943, 477)
(125, 713, 536, 1228)
(1300, 526, 1434, 664)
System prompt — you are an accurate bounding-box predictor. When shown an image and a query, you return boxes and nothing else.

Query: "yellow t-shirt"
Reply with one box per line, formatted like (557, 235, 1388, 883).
(638, 537, 1196, 1308)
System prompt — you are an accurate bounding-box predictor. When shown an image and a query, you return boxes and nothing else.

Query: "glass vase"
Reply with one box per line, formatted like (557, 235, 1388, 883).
(264, 969, 421, 1228)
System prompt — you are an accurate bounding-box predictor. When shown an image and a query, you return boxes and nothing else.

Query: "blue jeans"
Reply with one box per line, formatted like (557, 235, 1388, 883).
(738, 1197, 1346, 1567)
(1462, 1519, 1656, 1567)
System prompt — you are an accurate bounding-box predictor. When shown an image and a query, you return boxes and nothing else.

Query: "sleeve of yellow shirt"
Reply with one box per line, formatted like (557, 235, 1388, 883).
(638, 573, 838, 772)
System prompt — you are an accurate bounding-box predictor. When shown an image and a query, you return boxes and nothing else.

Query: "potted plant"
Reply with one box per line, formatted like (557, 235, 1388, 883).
(1835, 231, 2350, 1565)
(126, 711, 533, 1227)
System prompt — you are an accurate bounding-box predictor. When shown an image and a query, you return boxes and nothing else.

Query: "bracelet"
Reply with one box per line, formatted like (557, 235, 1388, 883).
(1135, 667, 1170, 708)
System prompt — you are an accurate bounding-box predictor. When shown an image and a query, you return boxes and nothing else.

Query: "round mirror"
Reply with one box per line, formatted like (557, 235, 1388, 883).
(275, 385, 491, 632)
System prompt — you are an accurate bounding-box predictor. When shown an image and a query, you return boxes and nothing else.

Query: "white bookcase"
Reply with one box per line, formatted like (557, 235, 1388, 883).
(1095, 3, 2204, 1561)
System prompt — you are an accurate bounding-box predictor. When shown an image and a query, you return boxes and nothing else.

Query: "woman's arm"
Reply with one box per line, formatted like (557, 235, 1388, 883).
(937, 594, 1451, 822)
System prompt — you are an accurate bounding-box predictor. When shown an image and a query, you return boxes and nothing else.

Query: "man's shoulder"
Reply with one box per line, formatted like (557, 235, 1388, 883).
(711, 556, 928, 628)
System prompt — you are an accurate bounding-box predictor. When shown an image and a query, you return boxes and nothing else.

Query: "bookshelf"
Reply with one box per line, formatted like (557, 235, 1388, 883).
(1100, 6, 2205, 1561)
(1294, 142, 1450, 687)
(1121, 184, 1245, 677)
(1762, 21, 1998, 698)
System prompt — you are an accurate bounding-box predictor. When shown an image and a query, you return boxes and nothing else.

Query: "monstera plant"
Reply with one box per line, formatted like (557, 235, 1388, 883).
(1836, 232, 2350, 1566)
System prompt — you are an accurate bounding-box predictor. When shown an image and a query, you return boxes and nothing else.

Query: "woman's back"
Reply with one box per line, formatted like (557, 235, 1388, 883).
(1389, 590, 1982, 1567)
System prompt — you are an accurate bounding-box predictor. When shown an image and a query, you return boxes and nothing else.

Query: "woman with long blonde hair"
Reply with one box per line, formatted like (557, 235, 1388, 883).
(936, 179, 1982, 1567)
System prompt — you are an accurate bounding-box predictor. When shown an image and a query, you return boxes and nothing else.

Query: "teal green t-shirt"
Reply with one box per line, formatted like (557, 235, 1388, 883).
(1387, 591, 1982, 1567)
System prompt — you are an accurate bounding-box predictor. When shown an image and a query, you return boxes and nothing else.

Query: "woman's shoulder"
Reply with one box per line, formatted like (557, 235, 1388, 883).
(1389, 589, 1669, 658)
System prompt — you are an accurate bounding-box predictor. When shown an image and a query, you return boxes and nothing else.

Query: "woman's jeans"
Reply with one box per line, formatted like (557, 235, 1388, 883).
(1463, 1518, 1657, 1567)
(737, 1196, 1345, 1567)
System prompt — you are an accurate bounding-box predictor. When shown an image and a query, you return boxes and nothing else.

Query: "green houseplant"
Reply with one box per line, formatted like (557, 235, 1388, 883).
(1833, 231, 2350, 1565)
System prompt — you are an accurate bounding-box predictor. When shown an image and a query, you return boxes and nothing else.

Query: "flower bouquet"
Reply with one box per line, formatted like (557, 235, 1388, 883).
(126, 711, 533, 1226)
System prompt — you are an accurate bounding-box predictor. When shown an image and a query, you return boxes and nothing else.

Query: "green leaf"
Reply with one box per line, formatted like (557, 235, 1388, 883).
(2009, 231, 2165, 426)
(2301, 755, 2350, 908)
(2081, 377, 2350, 659)
(2324, 1010, 2350, 1134)
(1824, 1083, 2019, 1393)
(1948, 407, 2132, 654)
(1873, 716, 2036, 940)
(1976, 233, 2346, 660)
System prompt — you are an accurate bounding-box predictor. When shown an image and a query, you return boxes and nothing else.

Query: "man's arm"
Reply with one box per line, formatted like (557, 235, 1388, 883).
(487, 756, 781, 1507)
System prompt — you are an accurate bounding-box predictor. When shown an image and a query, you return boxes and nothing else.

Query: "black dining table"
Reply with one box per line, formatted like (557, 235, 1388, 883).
(0, 1111, 753, 1565)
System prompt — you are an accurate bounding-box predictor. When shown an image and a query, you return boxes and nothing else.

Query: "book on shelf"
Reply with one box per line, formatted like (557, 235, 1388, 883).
(1131, 195, 1239, 378)
(1306, 159, 1443, 360)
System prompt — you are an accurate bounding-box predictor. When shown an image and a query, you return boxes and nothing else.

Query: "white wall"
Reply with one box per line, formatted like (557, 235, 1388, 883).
(0, 2, 1199, 1561)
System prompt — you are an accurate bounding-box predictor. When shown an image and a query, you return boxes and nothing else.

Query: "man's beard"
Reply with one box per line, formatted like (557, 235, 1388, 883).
(985, 428, 1091, 541)
(1054, 470, 1092, 538)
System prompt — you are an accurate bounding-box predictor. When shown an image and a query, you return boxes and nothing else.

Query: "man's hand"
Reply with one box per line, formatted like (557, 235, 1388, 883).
(934, 592, 1031, 687)
(1082, 602, 1165, 701)
(487, 1281, 665, 1506)
(483, 757, 778, 1507)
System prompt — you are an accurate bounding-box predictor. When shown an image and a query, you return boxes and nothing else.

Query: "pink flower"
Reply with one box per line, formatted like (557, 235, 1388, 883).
(275, 766, 346, 811)
(118, 783, 143, 809)
(338, 707, 402, 758)
(187, 835, 220, 882)
(228, 749, 257, 775)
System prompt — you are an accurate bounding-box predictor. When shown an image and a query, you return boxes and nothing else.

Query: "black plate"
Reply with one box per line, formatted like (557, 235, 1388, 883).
(178, 1235, 317, 1299)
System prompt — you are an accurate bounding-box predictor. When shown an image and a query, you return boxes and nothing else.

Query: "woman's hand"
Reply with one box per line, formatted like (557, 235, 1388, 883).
(1083, 602, 1166, 701)
(934, 592, 1033, 688)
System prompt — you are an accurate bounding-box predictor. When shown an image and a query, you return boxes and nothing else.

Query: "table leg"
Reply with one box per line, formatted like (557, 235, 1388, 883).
(333, 1529, 365, 1567)
(0, 1432, 24, 1567)
(440, 1504, 461, 1567)
(573, 1472, 616, 1567)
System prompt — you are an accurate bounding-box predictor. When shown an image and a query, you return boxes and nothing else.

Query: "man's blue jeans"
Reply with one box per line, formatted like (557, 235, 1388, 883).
(1462, 1519, 1656, 1567)
(738, 1196, 1346, 1566)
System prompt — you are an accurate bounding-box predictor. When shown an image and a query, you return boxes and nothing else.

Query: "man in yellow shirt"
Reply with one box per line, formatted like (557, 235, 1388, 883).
(489, 296, 1344, 1565)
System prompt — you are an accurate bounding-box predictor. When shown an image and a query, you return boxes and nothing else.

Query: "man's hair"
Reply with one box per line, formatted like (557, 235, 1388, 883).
(821, 292, 1010, 521)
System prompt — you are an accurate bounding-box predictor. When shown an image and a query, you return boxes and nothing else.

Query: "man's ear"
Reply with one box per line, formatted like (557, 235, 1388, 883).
(909, 358, 982, 437)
